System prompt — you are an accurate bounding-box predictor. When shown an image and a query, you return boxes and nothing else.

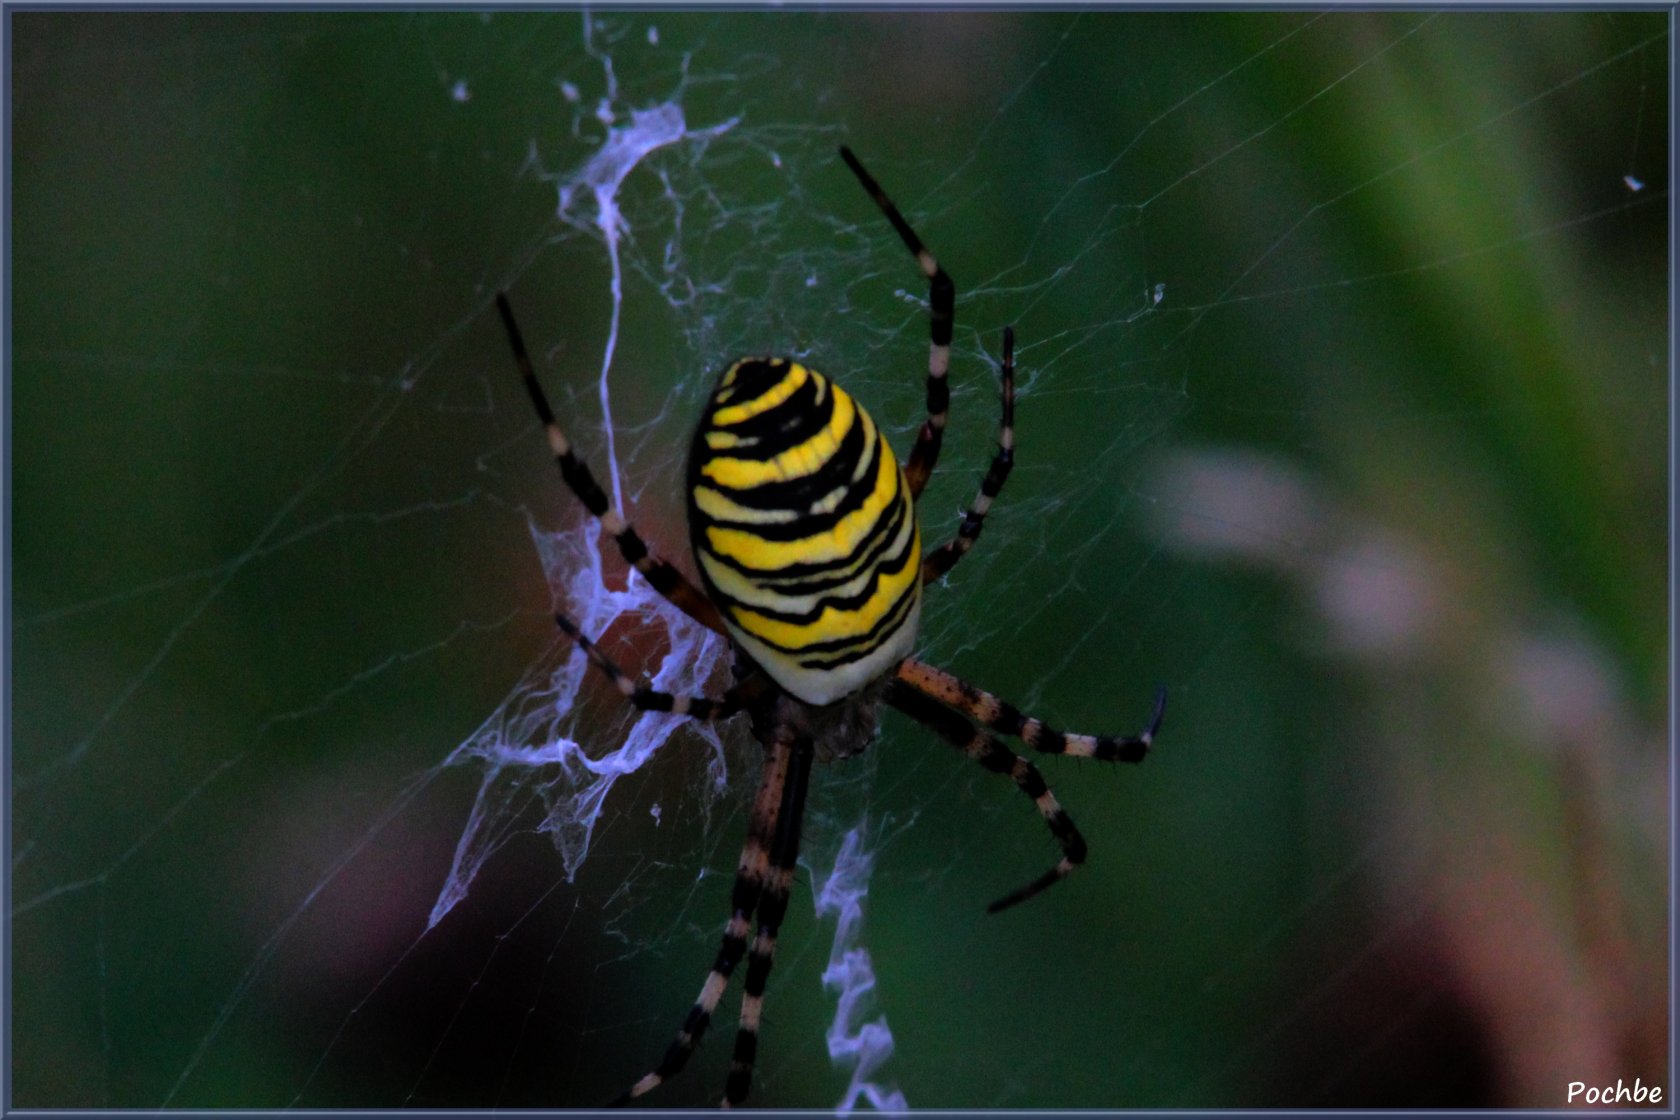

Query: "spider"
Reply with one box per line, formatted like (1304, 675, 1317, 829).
(494, 146, 1165, 1108)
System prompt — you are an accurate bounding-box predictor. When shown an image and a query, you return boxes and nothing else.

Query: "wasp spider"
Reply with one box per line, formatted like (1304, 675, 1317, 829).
(494, 146, 1165, 1107)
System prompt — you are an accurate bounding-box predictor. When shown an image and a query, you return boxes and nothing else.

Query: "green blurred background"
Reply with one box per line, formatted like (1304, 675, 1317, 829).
(9, 11, 1669, 1109)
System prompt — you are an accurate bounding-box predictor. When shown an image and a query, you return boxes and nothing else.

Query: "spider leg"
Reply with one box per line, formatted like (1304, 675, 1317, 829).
(610, 723, 801, 1106)
(723, 731, 813, 1106)
(553, 611, 759, 720)
(838, 147, 953, 501)
(496, 293, 725, 635)
(923, 326, 1014, 583)
(897, 657, 1166, 762)
(886, 680, 1086, 914)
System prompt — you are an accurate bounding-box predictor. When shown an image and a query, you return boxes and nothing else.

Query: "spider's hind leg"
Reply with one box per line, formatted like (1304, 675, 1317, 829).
(608, 721, 811, 1107)
(724, 730, 813, 1106)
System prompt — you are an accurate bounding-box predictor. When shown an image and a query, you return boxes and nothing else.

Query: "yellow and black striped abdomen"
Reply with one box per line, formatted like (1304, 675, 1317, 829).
(687, 358, 922, 706)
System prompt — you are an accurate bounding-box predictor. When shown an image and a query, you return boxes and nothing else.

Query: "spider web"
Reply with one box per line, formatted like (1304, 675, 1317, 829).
(9, 10, 1668, 1110)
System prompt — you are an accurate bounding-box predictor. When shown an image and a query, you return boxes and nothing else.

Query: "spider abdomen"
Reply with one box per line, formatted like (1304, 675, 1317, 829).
(687, 358, 922, 706)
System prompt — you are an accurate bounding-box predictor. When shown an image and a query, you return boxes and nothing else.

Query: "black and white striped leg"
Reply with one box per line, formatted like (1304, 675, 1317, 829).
(553, 611, 753, 720)
(886, 680, 1087, 913)
(838, 147, 954, 500)
(897, 658, 1166, 763)
(496, 293, 725, 635)
(609, 725, 799, 1107)
(923, 325, 1015, 583)
(723, 735, 813, 1107)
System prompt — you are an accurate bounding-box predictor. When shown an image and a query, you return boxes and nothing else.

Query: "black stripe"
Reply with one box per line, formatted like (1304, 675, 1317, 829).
(929, 271, 954, 346)
(790, 581, 919, 666)
(756, 518, 911, 598)
(986, 867, 1064, 915)
(725, 1043, 756, 1104)
(730, 866, 762, 915)
(700, 466, 883, 543)
(655, 1008, 707, 1076)
(640, 562, 680, 593)
(559, 452, 609, 516)
(716, 930, 748, 969)
(993, 703, 1026, 737)
(723, 738, 811, 1107)
(741, 944, 775, 994)
(839, 146, 928, 258)
(973, 739, 1015, 775)
(1093, 738, 1149, 764)
(980, 450, 1013, 496)
(708, 371, 832, 456)
(731, 1027, 759, 1064)
(678, 1002, 709, 1040)
(1046, 811, 1085, 857)
(743, 499, 911, 594)
(903, 422, 943, 492)
(712, 357, 792, 407)
(696, 451, 882, 543)
(694, 410, 873, 516)
(886, 679, 972, 740)
(496, 294, 557, 428)
(725, 567, 915, 662)
(1015, 764, 1048, 799)
(1034, 727, 1068, 755)
(927, 362, 951, 413)
(615, 529, 647, 563)
(698, 470, 906, 586)
(885, 680, 1089, 916)
(707, 518, 916, 628)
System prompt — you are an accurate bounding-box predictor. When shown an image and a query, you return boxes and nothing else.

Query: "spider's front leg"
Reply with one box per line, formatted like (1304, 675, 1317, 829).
(839, 150, 1019, 582)
(923, 326, 1014, 584)
(496, 293, 725, 635)
(553, 610, 758, 719)
(839, 147, 953, 500)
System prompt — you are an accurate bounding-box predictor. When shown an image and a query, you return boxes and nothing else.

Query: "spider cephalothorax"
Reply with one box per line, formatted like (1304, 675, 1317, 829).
(494, 145, 1165, 1107)
(744, 675, 891, 764)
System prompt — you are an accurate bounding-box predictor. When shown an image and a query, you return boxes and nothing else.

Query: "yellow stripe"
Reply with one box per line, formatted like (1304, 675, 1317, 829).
(726, 520, 920, 650)
(705, 429, 758, 450)
(712, 363, 807, 426)
(701, 388, 856, 489)
(698, 508, 913, 612)
(693, 485, 801, 525)
(705, 433, 895, 569)
(808, 484, 852, 515)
